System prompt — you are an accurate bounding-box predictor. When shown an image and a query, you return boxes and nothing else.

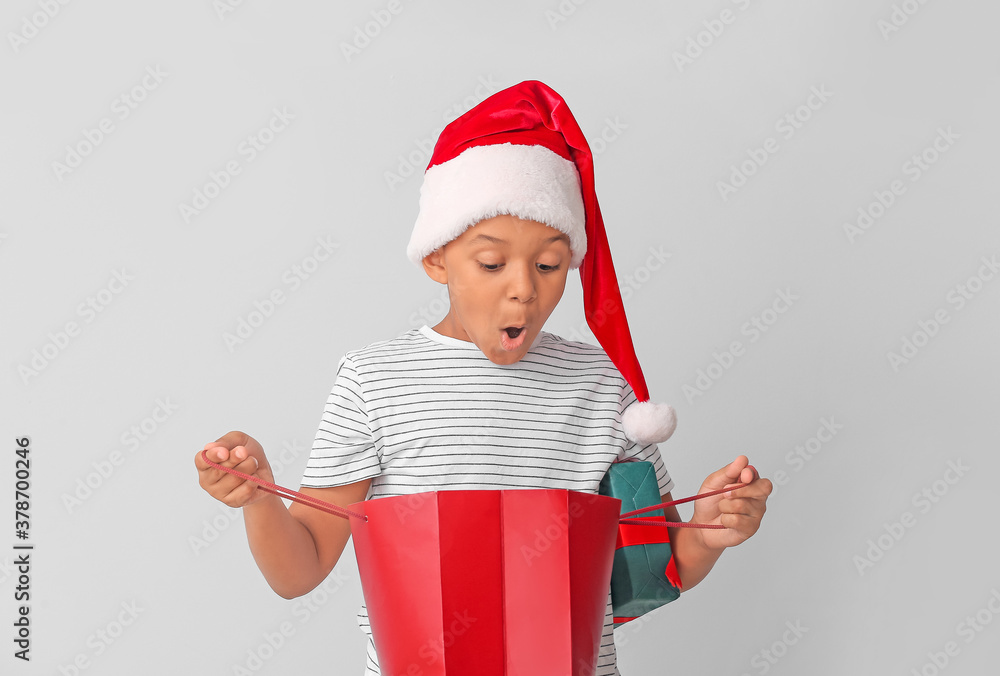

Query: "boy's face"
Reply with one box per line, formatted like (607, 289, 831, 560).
(422, 215, 572, 365)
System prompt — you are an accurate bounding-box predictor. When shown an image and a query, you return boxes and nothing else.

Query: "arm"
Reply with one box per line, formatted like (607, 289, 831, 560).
(195, 431, 371, 599)
(661, 455, 772, 591)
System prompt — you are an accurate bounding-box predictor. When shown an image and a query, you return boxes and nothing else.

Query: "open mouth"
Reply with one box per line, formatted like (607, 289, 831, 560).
(500, 325, 527, 351)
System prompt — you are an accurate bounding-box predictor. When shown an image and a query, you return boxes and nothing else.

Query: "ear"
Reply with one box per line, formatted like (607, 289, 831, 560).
(421, 248, 449, 284)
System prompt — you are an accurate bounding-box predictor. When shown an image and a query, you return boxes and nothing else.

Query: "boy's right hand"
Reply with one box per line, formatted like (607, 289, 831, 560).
(195, 431, 275, 508)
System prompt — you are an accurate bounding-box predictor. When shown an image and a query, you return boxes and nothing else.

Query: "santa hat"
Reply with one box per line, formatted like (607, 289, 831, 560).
(407, 80, 676, 445)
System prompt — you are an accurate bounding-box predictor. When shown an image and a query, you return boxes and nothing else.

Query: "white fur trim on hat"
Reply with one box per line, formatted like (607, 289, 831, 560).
(407, 143, 587, 268)
(622, 401, 677, 445)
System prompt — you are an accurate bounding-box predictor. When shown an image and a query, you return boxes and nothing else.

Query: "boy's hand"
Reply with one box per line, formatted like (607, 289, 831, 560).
(690, 455, 772, 550)
(194, 431, 275, 508)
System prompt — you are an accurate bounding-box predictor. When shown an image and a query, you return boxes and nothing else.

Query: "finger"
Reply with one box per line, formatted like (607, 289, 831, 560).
(725, 464, 768, 490)
(704, 455, 750, 490)
(732, 477, 773, 498)
(196, 450, 228, 480)
(202, 446, 251, 469)
(198, 451, 259, 494)
(725, 479, 773, 504)
(718, 495, 768, 519)
(214, 451, 258, 476)
(212, 430, 253, 449)
(209, 446, 231, 463)
(726, 456, 750, 481)
(195, 447, 227, 474)
(218, 477, 262, 508)
(718, 512, 763, 538)
(218, 455, 269, 506)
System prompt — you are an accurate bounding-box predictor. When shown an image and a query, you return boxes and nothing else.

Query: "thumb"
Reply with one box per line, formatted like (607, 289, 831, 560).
(703, 455, 750, 491)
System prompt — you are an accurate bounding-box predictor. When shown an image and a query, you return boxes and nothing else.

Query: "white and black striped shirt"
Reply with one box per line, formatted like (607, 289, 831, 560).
(303, 325, 673, 675)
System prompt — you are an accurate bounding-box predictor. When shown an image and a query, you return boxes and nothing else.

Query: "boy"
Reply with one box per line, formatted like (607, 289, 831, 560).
(195, 80, 771, 675)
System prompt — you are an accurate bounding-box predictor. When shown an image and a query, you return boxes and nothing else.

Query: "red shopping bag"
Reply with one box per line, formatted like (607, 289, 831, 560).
(348, 489, 621, 676)
(201, 452, 741, 675)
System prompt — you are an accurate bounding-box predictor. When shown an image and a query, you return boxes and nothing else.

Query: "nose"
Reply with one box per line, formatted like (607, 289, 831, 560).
(507, 262, 537, 303)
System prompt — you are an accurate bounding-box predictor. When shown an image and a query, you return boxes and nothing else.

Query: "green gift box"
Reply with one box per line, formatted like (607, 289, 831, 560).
(599, 461, 682, 625)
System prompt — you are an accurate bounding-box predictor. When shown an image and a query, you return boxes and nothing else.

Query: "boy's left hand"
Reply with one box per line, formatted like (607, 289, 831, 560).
(690, 455, 772, 550)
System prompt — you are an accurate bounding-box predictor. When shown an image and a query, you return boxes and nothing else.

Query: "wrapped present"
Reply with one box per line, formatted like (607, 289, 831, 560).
(349, 489, 622, 675)
(599, 461, 682, 625)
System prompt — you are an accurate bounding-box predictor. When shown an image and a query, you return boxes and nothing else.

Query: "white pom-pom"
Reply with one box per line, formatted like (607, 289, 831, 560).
(622, 401, 677, 445)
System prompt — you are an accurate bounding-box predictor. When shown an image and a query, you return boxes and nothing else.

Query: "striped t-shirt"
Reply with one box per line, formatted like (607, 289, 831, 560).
(302, 324, 674, 676)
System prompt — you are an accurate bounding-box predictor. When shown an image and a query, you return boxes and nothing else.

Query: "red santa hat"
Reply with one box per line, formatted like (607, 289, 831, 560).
(407, 80, 676, 445)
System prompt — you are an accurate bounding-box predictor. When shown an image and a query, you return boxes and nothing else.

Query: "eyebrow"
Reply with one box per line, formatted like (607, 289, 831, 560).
(470, 233, 571, 245)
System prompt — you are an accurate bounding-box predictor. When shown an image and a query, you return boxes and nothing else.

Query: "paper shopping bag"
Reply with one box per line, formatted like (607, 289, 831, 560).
(348, 489, 621, 676)
(599, 461, 682, 625)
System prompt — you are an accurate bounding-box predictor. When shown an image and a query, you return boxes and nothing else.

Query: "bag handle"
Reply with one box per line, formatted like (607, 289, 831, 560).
(201, 450, 746, 528)
(200, 450, 367, 521)
(618, 483, 749, 529)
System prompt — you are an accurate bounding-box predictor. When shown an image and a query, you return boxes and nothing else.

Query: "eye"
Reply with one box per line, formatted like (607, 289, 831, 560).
(478, 262, 503, 271)
(537, 263, 561, 273)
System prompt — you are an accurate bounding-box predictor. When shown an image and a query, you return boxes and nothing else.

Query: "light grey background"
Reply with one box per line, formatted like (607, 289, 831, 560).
(2, 1, 998, 674)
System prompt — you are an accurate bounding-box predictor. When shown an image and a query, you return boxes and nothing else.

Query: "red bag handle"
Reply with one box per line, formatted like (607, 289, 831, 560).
(201, 450, 746, 528)
(618, 483, 748, 529)
(200, 450, 367, 521)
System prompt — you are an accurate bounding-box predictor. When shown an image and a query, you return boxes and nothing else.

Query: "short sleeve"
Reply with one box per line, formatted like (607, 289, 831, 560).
(616, 381, 675, 496)
(301, 355, 382, 488)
